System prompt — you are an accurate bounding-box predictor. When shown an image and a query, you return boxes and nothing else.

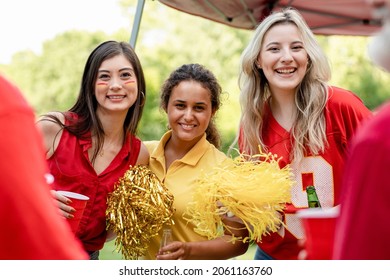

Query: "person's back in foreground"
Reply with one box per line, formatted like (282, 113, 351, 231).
(0, 74, 87, 259)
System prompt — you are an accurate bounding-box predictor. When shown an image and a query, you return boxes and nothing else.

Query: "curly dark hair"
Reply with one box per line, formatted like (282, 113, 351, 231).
(160, 63, 222, 148)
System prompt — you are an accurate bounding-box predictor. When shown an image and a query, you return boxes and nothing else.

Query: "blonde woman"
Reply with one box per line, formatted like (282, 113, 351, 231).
(237, 8, 372, 259)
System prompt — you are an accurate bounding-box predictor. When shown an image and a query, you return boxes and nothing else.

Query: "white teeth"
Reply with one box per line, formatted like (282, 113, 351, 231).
(276, 69, 295, 74)
(182, 124, 195, 129)
(107, 95, 125, 99)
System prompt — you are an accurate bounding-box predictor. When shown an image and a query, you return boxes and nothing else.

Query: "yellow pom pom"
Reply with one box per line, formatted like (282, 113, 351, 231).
(184, 150, 293, 243)
(106, 165, 175, 260)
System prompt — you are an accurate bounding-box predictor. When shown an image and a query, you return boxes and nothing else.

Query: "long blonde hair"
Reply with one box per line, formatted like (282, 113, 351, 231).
(237, 8, 331, 162)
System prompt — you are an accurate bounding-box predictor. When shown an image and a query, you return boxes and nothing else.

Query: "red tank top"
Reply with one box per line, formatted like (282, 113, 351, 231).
(47, 113, 141, 251)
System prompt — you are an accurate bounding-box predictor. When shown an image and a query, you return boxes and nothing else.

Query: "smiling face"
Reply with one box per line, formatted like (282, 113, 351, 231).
(257, 23, 309, 96)
(167, 80, 213, 147)
(95, 54, 138, 114)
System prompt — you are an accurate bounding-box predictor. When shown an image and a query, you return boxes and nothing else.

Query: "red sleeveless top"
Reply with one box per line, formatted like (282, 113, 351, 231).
(47, 113, 141, 251)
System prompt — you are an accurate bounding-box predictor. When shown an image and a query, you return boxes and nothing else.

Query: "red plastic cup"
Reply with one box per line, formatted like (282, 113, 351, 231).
(57, 191, 89, 233)
(297, 206, 340, 260)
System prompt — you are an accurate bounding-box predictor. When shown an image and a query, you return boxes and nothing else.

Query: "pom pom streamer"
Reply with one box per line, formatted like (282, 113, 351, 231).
(106, 165, 175, 260)
(184, 150, 293, 243)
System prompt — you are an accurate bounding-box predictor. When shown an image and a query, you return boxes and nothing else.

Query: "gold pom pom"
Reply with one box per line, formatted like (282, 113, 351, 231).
(184, 149, 293, 243)
(106, 165, 175, 260)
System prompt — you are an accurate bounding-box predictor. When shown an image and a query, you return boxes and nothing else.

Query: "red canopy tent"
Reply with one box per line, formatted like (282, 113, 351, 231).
(130, 0, 382, 47)
(157, 0, 382, 36)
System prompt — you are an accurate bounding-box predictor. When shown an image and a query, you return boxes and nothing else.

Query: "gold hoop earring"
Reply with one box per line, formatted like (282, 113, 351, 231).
(138, 91, 146, 106)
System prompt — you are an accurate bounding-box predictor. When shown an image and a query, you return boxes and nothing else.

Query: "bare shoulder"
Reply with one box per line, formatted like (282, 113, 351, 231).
(136, 142, 150, 165)
(36, 112, 65, 133)
(36, 112, 65, 157)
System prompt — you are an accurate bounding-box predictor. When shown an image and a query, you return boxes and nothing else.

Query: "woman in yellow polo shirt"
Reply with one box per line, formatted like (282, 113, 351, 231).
(144, 63, 248, 260)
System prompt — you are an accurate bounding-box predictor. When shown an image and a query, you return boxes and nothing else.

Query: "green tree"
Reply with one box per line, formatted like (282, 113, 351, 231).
(4, 31, 109, 115)
(2, 0, 390, 153)
(125, 0, 251, 150)
(318, 35, 390, 110)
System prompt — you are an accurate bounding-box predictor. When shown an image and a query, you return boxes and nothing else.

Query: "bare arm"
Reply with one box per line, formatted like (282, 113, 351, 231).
(36, 113, 74, 218)
(157, 218, 249, 260)
(136, 141, 150, 165)
(36, 112, 64, 159)
(157, 235, 249, 260)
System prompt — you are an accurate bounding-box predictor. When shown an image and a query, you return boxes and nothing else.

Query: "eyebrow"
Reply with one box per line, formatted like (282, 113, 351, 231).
(265, 40, 303, 48)
(174, 99, 207, 105)
(98, 67, 134, 73)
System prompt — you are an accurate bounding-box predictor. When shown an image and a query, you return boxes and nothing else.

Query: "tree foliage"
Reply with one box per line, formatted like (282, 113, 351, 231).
(2, 31, 109, 115)
(1, 0, 390, 153)
(317, 35, 390, 110)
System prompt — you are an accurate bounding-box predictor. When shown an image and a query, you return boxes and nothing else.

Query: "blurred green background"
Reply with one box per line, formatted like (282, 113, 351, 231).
(1, 0, 389, 153)
(1, 0, 389, 260)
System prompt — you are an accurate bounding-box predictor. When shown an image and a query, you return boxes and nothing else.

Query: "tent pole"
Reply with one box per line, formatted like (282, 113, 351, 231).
(129, 0, 145, 49)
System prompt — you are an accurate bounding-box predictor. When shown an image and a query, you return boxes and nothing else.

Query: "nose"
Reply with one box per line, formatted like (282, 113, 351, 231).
(183, 108, 194, 121)
(281, 48, 293, 63)
(109, 78, 122, 90)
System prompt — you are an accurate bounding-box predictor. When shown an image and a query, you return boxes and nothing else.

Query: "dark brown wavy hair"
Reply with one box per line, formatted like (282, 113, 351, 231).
(41, 40, 146, 163)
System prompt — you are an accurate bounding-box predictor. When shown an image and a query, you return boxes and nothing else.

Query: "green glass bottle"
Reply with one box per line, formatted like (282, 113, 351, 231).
(306, 186, 321, 208)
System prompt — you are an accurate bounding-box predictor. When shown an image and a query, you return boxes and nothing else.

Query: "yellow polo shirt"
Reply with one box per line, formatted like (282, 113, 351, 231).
(143, 130, 228, 259)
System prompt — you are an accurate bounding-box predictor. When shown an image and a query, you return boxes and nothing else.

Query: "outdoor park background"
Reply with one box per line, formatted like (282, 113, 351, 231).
(2, 0, 390, 153)
(1, 0, 389, 259)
